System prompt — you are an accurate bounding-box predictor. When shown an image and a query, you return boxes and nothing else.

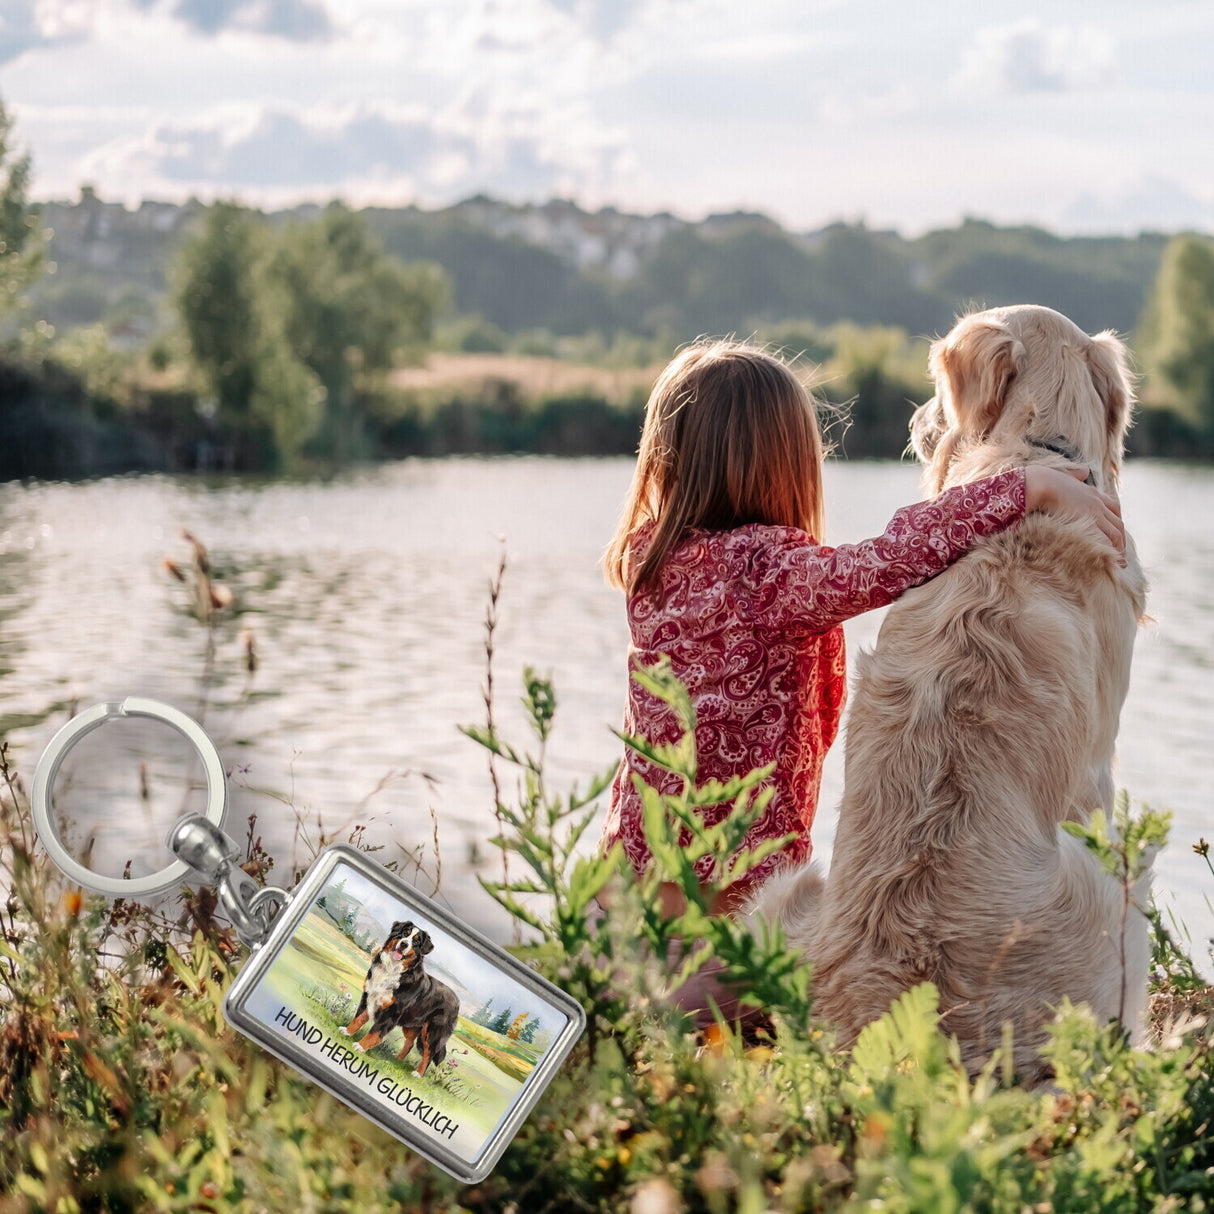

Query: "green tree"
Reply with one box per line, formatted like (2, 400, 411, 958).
(1137, 233, 1214, 434)
(268, 202, 448, 460)
(0, 98, 45, 324)
(487, 1006, 514, 1035)
(175, 201, 446, 467)
(51, 324, 130, 403)
(248, 291, 324, 461)
(175, 202, 325, 466)
(175, 202, 278, 464)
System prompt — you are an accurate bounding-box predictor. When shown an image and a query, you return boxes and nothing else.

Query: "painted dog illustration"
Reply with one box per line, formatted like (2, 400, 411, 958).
(339, 919, 460, 1078)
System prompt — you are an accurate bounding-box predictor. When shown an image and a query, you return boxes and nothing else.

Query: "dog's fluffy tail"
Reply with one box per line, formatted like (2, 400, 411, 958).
(744, 861, 825, 953)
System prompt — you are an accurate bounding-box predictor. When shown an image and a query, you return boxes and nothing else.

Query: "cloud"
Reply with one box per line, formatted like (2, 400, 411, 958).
(1060, 175, 1214, 236)
(0, 0, 90, 65)
(147, 0, 335, 41)
(0, 0, 334, 65)
(94, 108, 455, 188)
(79, 102, 628, 204)
(545, 0, 643, 44)
(0, 5, 44, 65)
(955, 20, 1116, 94)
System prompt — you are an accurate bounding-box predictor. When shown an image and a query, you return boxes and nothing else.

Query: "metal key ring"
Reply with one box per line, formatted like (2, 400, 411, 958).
(31, 697, 228, 898)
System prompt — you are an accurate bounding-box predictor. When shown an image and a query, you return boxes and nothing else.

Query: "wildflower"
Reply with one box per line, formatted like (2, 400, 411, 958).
(630, 1176, 681, 1214)
(695, 1152, 738, 1193)
(862, 1114, 889, 1145)
(1194, 838, 1209, 858)
(208, 582, 234, 610)
(62, 889, 82, 918)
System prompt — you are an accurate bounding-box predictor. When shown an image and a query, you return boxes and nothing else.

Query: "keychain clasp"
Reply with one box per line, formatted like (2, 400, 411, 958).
(167, 814, 289, 947)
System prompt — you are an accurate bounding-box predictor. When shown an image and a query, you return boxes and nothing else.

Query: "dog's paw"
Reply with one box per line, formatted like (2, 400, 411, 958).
(338, 1026, 351, 1036)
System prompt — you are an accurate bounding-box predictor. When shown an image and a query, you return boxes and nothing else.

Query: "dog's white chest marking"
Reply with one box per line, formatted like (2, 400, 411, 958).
(365, 950, 405, 1026)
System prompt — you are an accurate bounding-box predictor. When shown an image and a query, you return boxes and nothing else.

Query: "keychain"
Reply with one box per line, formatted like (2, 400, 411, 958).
(31, 697, 586, 1184)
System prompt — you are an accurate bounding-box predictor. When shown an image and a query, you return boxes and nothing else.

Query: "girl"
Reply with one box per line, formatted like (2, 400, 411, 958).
(600, 338, 1125, 937)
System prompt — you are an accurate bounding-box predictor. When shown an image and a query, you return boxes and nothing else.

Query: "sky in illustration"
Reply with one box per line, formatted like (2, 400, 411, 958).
(3, 0, 1212, 233)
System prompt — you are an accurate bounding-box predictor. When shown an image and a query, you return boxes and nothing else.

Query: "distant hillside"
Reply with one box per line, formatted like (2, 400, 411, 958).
(28, 190, 1170, 345)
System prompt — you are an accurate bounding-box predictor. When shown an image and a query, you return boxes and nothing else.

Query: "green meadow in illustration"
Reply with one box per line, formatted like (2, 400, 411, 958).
(242, 863, 562, 1158)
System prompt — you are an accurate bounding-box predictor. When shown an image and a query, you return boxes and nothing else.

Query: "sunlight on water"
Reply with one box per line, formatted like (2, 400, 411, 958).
(0, 458, 1210, 964)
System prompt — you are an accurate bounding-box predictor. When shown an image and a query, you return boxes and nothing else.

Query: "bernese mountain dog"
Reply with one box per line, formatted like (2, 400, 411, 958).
(339, 919, 460, 1078)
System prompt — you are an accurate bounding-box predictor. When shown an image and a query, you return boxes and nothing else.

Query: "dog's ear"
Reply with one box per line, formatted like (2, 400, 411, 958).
(909, 395, 946, 463)
(929, 315, 1025, 437)
(416, 931, 434, 955)
(1086, 330, 1134, 464)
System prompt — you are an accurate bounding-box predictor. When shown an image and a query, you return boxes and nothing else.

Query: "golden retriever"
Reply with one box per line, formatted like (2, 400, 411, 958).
(751, 304, 1150, 1080)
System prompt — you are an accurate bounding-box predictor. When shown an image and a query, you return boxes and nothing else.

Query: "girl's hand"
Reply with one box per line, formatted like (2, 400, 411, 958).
(1023, 465, 1127, 560)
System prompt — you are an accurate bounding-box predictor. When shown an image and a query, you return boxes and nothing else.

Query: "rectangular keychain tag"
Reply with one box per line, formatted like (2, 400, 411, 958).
(31, 699, 585, 1185)
(224, 844, 586, 1184)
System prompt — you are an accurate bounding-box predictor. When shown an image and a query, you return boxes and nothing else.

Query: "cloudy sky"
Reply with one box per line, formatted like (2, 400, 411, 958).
(2, 0, 1213, 235)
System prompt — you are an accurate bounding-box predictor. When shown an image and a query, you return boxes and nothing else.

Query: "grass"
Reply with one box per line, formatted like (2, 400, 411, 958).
(455, 1021, 536, 1085)
(388, 353, 661, 409)
(1, 544, 1212, 1212)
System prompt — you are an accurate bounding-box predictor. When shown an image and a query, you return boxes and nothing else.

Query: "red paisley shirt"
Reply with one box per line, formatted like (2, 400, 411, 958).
(601, 467, 1027, 895)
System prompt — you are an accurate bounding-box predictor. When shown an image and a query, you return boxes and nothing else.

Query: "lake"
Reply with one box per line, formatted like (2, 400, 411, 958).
(0, 457, 1210, 967)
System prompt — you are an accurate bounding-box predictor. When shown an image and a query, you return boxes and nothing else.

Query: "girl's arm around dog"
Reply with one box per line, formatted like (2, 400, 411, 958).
(746, 466, 1122, 636)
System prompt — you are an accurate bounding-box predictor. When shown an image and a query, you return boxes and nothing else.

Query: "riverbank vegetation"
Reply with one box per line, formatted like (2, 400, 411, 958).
(1, 651, 1212, 1211)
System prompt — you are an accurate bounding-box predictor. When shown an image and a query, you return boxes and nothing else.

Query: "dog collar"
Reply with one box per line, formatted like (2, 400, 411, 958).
(1027, 436, 1095, 486)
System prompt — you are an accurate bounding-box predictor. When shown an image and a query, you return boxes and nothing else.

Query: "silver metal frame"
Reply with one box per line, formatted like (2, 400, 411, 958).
(30, 697, 229, 897)
(224, 844, 586, 1184)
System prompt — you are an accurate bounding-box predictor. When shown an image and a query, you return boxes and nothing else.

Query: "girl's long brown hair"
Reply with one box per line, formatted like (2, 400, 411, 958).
(605, 338, 828, 595)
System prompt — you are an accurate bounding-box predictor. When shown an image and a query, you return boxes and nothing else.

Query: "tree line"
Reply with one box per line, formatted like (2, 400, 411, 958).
(30, 196, 1167, 349)
(4, 92, 1214, 476)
